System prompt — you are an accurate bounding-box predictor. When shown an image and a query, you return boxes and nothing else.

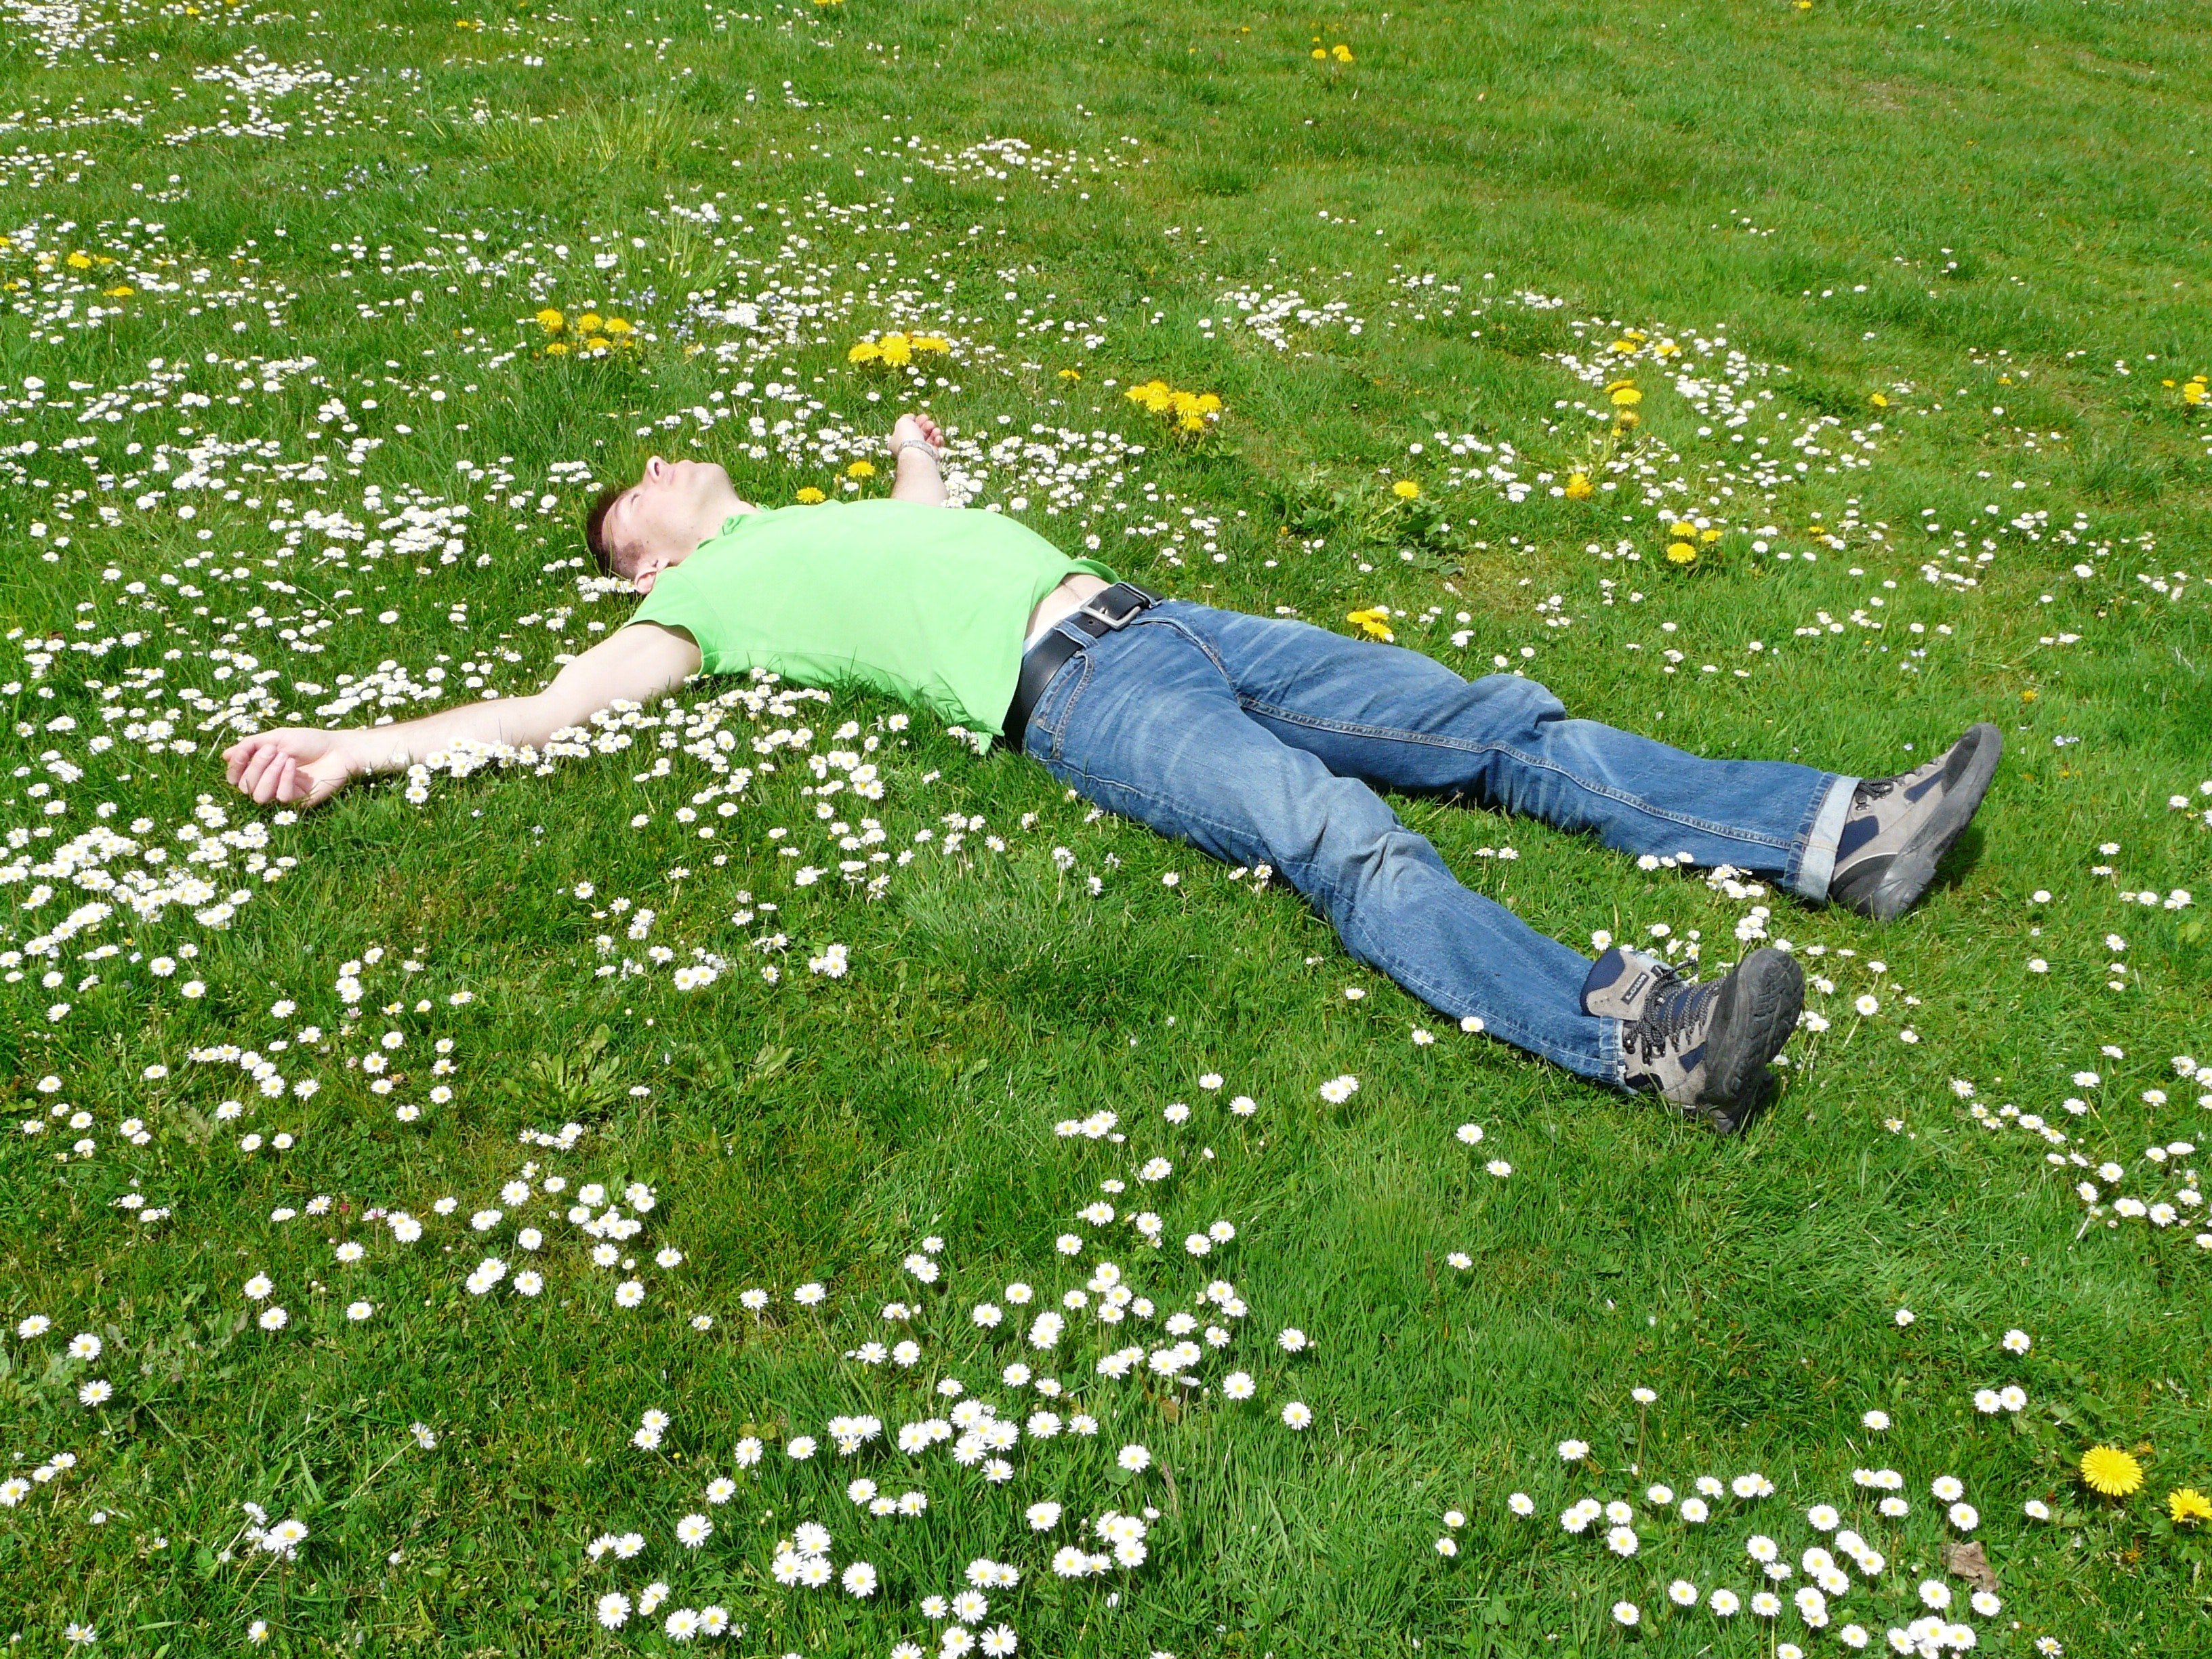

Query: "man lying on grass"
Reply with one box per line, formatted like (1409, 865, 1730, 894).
(223, 410, 2002, 1134)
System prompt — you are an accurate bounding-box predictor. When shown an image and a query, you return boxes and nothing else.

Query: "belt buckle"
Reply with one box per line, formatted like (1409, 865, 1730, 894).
(1076, 585, 1147, 632)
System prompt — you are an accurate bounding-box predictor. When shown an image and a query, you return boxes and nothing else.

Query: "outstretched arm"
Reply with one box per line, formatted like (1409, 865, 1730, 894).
(888, 411, 947, 506)
(222, 621, 704, 808)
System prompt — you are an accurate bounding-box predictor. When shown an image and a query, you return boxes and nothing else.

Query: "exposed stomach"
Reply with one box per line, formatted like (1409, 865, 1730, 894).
(1022, 571, 1111, 651)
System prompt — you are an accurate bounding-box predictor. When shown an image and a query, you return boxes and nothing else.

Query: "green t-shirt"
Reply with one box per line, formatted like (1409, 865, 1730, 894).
(627, 499, 1120, 743)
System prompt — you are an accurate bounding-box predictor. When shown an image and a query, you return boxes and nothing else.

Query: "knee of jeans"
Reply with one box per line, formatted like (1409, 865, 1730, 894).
(1314, 820, 1446, 903)
(1471, 673, 1568, 736)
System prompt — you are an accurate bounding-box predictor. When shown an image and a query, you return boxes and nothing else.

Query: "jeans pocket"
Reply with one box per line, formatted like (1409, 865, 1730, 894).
(1024, 648, 1094, 765)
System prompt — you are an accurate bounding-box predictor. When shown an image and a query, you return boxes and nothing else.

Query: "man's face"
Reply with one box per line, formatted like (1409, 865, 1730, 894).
(609, 455, 749, 592)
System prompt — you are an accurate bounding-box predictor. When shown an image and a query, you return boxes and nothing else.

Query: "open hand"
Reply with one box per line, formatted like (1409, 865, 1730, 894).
(890, 410, 943, 455)
(222, 728, 358, 809)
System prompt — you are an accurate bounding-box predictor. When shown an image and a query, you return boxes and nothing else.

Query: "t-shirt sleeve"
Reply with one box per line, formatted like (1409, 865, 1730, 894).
(629, 579, 750, 676)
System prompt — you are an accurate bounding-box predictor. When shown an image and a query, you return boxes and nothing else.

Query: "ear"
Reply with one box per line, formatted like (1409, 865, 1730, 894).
(632, 567, 659, 595)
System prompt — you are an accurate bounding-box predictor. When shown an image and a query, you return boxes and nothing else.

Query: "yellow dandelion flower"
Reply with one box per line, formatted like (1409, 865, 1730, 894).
(1346, 607, 1395, 642)
(794, 487, 827, 504)
(847, 341, 881, 365)
(1654, 340, 1680, 357)
(1666, 542, 1698, 565)
(880, 336, 913, 367)
(1870, 391, 1889, 407)
(1332, 43, 1353, 62)
(1392, 480, 1421, 499)
(583, 335, 611, 353)
(576, 312, 604, 334)
(1564, 472, 1594, 500)
(535, 307, 565, 334)
(1700, 527, 1723, 544)
(1669, 521, 1697, 538)
(1126, 380, 1218, 436)
(1057, 368, 1082, 381)
(1311, 47, 1327, 60)
(2169, 1488, 2212, 1525)
(2185, 382, 2207, 406)
(913, 335, 951, 354)
(65, 251, 93, 269)
(104, 285, 134, 298)
(604, 317, 633, 335)
(846, 459, 876, 478)
(1609, 385, 1643, 407)
(2080, 1446, 2143, 1498)
(543, 342, 570, 356)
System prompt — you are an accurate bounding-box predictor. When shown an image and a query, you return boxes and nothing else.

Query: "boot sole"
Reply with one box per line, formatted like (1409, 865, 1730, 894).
(1703, 1070, 1776, 1138)
(1850, 723, 2003, 922)
(1698, 948, 1804, 1128)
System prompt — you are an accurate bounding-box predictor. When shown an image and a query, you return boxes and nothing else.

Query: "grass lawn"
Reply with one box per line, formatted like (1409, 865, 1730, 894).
(5, 0, 2212, 1654)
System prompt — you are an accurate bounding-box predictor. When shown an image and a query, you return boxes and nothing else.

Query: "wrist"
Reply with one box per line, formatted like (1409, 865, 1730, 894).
(339, 729, 396, 777)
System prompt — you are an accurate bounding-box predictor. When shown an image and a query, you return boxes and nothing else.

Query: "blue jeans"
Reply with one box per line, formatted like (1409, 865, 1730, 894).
(1018, 599, 1856, 1083)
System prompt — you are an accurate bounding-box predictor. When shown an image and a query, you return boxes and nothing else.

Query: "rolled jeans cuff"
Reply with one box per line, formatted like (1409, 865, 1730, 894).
(1600, 1014, 1628, 1088)
(1786, 773, 1859, 903)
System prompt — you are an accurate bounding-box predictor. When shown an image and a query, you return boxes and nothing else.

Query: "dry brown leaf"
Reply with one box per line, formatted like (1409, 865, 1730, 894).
(1944, 1540, 1999, 1591)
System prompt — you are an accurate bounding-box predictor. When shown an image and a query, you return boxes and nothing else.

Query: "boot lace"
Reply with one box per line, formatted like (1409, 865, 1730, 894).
(1629, 975, 1719, 1066)
(1850, 775, 1896, 814)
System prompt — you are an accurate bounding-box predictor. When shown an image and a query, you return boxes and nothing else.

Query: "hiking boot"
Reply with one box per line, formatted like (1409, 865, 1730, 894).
(1582, 945, 1804, 1134)
(1827, 724, 2003, 921)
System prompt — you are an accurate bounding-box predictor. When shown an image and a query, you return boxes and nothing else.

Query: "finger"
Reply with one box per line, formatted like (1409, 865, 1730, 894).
(224, 737, 264, 783)
(253, 756, 291, 805)
(236, 748, 279, 797)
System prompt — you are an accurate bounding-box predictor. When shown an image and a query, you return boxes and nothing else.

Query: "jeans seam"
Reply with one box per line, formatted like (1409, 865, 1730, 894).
(1241, 700, 1799, 853)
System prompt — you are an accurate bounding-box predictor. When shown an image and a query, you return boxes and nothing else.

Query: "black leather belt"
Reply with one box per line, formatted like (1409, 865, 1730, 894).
(1005, 579, 1164, 743)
